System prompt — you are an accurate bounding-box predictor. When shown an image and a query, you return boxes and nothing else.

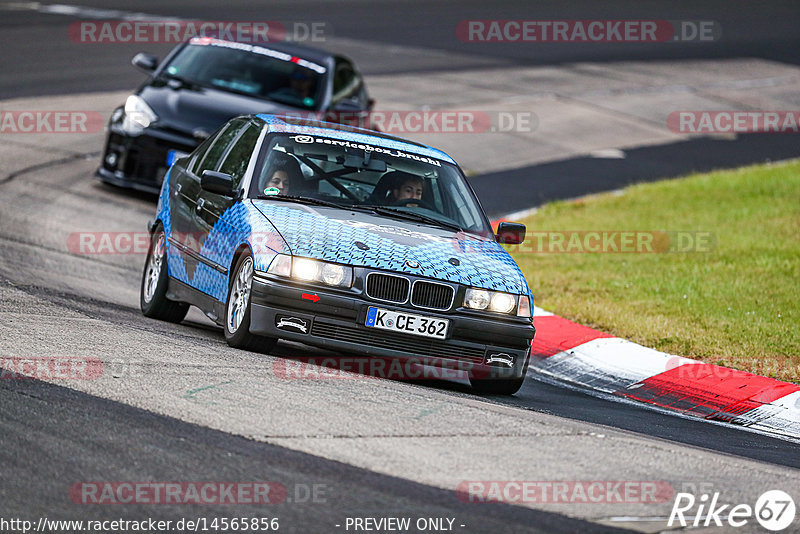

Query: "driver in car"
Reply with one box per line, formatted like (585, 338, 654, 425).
(269, 67, 316, 107)
(390, 174, 424, 206)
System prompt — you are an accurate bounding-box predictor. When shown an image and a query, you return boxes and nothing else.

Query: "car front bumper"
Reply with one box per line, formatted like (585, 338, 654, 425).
(96, 121, 196, 194)
(249, 274, 535, 380)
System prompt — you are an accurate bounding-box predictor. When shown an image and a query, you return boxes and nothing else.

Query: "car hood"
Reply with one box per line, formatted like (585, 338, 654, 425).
(140, 82, 303, 137)
(251, 200, 529, 295)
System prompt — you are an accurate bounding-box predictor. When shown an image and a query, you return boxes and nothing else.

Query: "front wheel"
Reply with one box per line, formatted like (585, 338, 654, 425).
(140, 227, 189, 323)
(224, 252, 277, 353)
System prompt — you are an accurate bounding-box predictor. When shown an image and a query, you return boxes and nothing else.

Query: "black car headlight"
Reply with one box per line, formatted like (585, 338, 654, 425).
(464, 287, 530, 317)
(267, 254, 353, 288)
(121, 95, 158, 134)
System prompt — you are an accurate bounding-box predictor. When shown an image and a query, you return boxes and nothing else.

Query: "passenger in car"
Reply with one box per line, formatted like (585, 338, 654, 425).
(262, 155, 303, 195)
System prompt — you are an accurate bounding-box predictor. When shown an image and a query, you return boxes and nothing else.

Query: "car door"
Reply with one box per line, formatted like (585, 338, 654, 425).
(167, 127, 225, 284)
(169, 120, 243, 288)
(194, 119, 262, 299)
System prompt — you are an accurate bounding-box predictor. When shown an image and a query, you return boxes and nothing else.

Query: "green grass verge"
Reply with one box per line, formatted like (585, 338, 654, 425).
(510, 159, 800, 383)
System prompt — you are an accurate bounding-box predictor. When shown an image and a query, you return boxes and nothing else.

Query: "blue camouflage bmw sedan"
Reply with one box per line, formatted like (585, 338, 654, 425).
(141, 114, 535, 394)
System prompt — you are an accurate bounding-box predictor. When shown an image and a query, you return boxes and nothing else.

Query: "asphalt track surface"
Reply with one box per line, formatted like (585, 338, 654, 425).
(4, 0, 800, 214)
(1, 1, 800, 532)
(473, 132, 800, 217)
(2, 0, 800, 99)
(0, 377, 622, 533)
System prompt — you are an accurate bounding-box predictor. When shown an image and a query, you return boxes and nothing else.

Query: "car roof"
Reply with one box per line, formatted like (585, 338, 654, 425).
(254, 114, 458, 165)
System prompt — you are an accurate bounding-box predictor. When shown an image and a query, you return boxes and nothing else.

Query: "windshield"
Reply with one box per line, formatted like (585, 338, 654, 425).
(161, 37, 326, 110)
(248, 133, 492, 235)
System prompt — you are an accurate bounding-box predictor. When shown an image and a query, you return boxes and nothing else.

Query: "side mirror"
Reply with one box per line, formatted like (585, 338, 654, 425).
(201, 170, 235, 197)
(132, 52, 159, 73)
(495, 222, 526, 244)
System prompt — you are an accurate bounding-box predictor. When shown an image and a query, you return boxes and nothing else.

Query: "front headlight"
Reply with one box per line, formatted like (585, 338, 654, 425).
(321, 263, 347, 286)
(121, 95, 157, 134)
(464, 288, 490, 310)
(292, 257, 319, 281)
(267, 254, 352, 288)
(464, 287, 520, 315)
(489, 292, 516, 313)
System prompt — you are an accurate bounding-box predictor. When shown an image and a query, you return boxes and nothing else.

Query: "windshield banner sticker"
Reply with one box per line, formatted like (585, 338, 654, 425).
(290, 135, 442, 166)
(190, 37, 327, 74)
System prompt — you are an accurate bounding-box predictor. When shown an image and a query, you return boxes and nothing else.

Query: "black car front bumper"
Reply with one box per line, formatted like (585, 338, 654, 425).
(249, 274, 535, 380)
(96, 121, 196, 194)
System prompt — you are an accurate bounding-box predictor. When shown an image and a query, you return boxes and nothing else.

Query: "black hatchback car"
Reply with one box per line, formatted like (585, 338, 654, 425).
(97, 36, 374, 193)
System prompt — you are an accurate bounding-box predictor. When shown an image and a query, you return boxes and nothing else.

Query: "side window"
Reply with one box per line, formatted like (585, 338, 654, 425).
(331, 59, 361, 106)
(188, 129, 225, 176)
(354, 82, 369, 108)
(218, 123, 261, 187)
(193, 119, 247, 176)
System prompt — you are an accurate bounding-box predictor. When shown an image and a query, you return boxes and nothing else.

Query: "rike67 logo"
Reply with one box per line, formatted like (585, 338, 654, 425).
(669, 490, 795, 531)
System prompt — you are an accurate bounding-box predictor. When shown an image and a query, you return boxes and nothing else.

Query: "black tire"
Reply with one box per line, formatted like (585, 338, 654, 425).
(140, 227, 189, 323)
(469, 376, 526, 395)
(224, 252, 278, 353)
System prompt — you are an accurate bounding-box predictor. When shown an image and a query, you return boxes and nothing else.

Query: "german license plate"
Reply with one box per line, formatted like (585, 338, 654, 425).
(365, 306, 449, 339)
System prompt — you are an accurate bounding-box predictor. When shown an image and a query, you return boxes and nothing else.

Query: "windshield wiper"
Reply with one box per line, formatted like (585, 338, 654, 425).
(158, 73, 204, 90)
(256, 194, 374, 213)
(256, 195, 464, 232)
(360, 205, 463, 233)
